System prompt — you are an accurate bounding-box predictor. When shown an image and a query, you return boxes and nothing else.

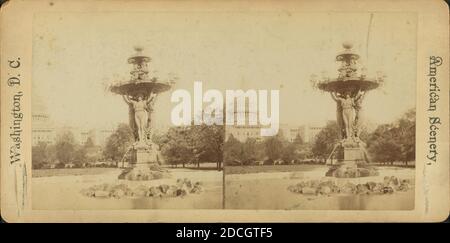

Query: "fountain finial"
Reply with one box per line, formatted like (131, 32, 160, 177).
(342, 41, 353, 50)
(134, 46, 144, 54)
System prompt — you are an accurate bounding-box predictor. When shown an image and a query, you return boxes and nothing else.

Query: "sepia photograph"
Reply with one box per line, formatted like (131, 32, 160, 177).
(30, 12, 230, 210)
(223, 12, 417, 210)
(30, 11, 417, 211)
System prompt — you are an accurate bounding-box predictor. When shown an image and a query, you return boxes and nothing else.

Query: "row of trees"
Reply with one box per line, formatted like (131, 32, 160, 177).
(32, 132, 102, 169)
(33, 109, 415, 169)
(366, 109, 415, 165)
(33, 122, 226, 170)
(223, 108, 415, 166)
(153, 124, 224, 170)
(223, 133, 312, 166)
(102, 124, 134, 162)
(32, 124, 135, 169)
(101, 123, 225, 170)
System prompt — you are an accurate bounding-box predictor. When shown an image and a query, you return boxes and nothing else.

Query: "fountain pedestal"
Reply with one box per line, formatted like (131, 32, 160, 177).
(118, 142, 170, 181)
(326, 140, 378, 178)
(134, 142, 158, 166)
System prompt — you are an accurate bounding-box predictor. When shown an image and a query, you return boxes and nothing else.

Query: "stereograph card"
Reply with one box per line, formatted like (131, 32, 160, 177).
(0, 0, 448, 222)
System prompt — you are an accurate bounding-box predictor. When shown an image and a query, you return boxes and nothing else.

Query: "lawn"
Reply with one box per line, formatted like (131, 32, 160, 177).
(32, 167, 120, 178)
(32, 167, 223, 209)
(225, 166, 415, 210)
(224, 164, 325, 175)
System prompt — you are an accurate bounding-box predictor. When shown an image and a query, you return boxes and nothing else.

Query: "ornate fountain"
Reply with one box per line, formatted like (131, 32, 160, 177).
(110, 47, 172, 180)
(311, 42, 385, 178)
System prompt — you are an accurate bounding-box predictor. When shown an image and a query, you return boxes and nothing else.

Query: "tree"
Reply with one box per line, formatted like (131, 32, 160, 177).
(103, 123, 134, 163)
(73, 145, 87, 165)
(152, 131, 168, 151)
(242, 138, 264, 165)
(311, 121, 339, 162)
(32, 142, 49, 169)
(47, 144, 58, 165)
(163, 140, 193, 168)
(84, 137, 95, 148)
(159, 126, 193, 168)
(296, 143, 313, 161)
(368, 137, 402, 164)
(367, 123, 402, 164)
(82, 137, 101, 163)
(54, 130, 77, 164)
(396, 109, 415, 165)
(263, 133, 285, 161)
(191, 124, 225, 170)
(293, 133, 304, 145)
(159, 124, 225, 170)
(223, 134, 243, 165)
(367, 109, 415, 165)
(281, 143, 297, 164)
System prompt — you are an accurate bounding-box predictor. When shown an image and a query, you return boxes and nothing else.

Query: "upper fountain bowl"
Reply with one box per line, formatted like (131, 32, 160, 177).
(110, 79, 171, 96)
(317, 78, 379, 93)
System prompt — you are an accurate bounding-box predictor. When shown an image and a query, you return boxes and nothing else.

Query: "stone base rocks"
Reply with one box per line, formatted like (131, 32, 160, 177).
(81, 178, 203, 199)
(287, 176, 412, 196)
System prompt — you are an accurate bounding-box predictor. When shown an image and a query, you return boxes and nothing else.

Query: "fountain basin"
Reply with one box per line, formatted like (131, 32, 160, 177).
(317, 78, 379, 93)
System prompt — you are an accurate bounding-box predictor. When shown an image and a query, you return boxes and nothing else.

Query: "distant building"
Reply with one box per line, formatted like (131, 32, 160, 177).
(226, 120, 325, 143)
(226, 124, 263, 142)
(32, 95, 114, 147)
(276, 124, 325, 143)
(225, 109, 263, 142)
(32, 93, 55, 146)
(279, 124, 302, 142)
(79, 129, 96, 146)
(96, 128, 114, 146)
(301, 125, 326, 143)
(34, 124, 114, 147)
(32, 86, 117, 147)
(57, 126, 103, 146)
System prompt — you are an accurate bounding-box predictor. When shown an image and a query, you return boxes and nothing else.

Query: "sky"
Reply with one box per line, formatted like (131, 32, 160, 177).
(32, 11, 416, 130)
